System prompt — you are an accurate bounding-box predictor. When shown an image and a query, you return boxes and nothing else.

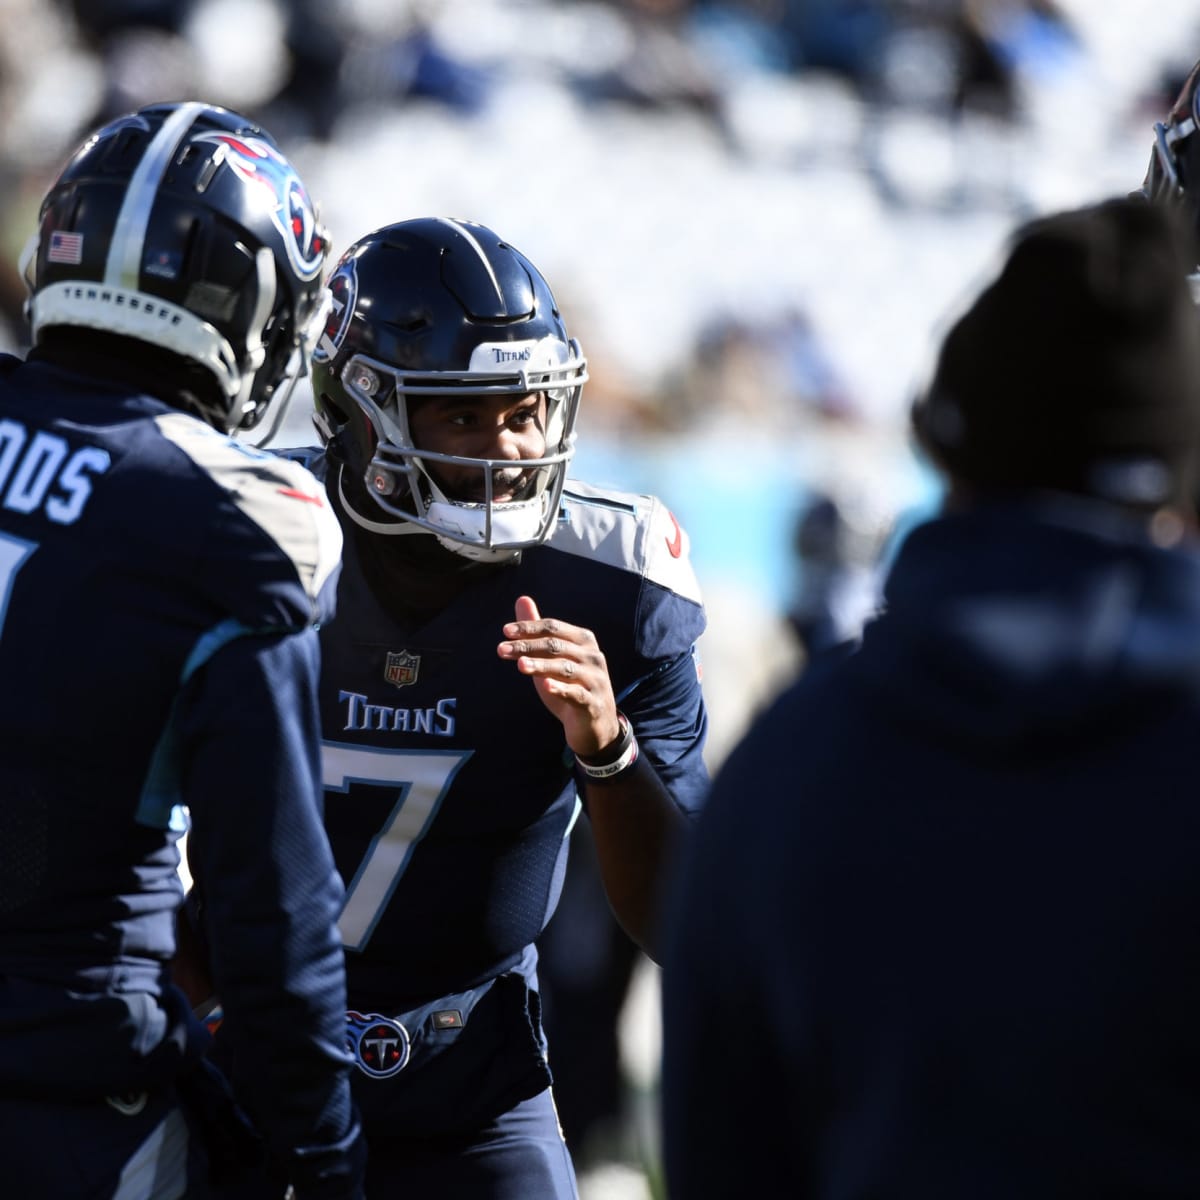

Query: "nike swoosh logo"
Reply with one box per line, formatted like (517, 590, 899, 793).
(665, 511, 683, 558)
(277, 487, 326, 506)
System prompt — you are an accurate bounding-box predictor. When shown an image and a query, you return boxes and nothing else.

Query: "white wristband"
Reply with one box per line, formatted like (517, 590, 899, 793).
(575, 714, 639, 782)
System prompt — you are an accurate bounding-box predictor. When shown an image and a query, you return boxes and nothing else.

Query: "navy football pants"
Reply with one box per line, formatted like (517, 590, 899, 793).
(0, 1089, 191, 1198)
(213, 1085, 577, 1199)
(362, 1087, 579, 1199)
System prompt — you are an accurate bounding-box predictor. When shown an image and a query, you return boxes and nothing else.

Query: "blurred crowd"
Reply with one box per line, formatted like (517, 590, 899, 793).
(0, 0, 1157, 440)
(9, 1, 1084, 145)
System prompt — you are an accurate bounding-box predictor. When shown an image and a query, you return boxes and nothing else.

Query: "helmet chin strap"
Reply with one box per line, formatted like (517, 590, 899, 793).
(337, 465, 526, 562)
(416, 461, 539, 562)
(424, 496, 546, 558)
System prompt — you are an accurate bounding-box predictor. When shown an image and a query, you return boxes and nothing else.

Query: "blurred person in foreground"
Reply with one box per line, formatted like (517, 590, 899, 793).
(661, 196, 1200, 1198)
(0, 101, 364, 1198)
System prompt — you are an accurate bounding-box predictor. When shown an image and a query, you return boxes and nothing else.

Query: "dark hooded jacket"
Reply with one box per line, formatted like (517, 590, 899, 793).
(663, 497, 1200, 1199)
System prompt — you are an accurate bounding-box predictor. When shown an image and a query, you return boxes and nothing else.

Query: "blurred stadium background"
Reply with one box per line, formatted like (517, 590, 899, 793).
(3, 2, 1197, 1195)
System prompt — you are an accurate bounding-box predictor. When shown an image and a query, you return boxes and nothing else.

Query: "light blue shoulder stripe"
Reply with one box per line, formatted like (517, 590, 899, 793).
(135, 618, 256, 829)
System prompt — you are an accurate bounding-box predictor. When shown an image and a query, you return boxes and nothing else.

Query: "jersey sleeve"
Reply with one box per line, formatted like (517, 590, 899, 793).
(555, 482, 711, 816)
(619, 646, 710, 820)
(626, 494, 709, 815)
(180, 628, 363, 1196)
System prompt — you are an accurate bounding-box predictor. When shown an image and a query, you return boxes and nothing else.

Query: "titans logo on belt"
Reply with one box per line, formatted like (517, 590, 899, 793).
(193, 133, 326, 279)
(346, 1010, 411, 1078)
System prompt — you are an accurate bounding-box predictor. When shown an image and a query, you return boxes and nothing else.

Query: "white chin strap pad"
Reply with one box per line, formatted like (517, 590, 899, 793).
(425, 497, 546, 561)
(426, 497, 544, 544)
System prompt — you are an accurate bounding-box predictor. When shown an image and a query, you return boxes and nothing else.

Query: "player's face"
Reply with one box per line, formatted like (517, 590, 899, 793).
(407, 392, 549, 502)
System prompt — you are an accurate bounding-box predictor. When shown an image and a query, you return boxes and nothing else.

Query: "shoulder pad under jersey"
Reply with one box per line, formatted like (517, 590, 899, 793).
(155, 414, 342, 604)
(555, 480, 703, 605)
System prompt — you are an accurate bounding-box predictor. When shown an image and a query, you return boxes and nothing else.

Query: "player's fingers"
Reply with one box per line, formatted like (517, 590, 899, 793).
(503, 600, 597, 649)
(514, 594, 540, 623)
(500, 597, 552, 658)
(521, 634, 585, 661)
(500, 624, 595, 663)
(503, 620, 579, 647)
(516, 652, 585, 678)
(535, 674, 592, 706)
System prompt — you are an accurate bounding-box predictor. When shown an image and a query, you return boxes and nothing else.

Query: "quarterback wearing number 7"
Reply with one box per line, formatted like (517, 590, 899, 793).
(193, 217, 711, 1199)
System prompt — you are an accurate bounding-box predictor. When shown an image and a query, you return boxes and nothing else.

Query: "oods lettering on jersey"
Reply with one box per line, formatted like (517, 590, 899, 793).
(0, 420, 110, 524)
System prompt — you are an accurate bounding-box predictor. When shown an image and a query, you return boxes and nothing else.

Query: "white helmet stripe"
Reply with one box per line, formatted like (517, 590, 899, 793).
(435, 217, 503, 305)
(106, 102, 205, 289)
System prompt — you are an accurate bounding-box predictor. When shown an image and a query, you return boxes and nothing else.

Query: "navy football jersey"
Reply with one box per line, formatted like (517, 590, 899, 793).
(0, 354, 352, 1166)
(304, 451, 709, 1013)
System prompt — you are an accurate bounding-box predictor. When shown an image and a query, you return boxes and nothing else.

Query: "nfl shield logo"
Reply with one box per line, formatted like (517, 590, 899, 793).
(384, 650, 419, 688)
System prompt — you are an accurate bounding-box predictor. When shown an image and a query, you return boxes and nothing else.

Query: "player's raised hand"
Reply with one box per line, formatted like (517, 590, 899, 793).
(498, 594, 622, 758)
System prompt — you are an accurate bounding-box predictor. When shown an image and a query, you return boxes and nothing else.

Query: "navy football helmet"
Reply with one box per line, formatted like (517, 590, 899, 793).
(311, 217, 587, 562)
(1143, 59, 1200, 283)
(21, 101, 331, 436)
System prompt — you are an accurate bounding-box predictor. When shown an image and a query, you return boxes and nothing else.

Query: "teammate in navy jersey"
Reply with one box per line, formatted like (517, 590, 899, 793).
(266, 216, 710, 1197)
(0, 102, 364, 1199)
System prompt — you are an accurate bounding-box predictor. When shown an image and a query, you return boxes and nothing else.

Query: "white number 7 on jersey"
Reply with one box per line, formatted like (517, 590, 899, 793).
(322, 741, 473, 951)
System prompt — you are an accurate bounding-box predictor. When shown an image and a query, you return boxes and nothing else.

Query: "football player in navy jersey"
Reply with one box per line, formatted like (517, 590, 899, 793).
(0, 102, 365, 1199)
(271, 216, 711, 1197)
